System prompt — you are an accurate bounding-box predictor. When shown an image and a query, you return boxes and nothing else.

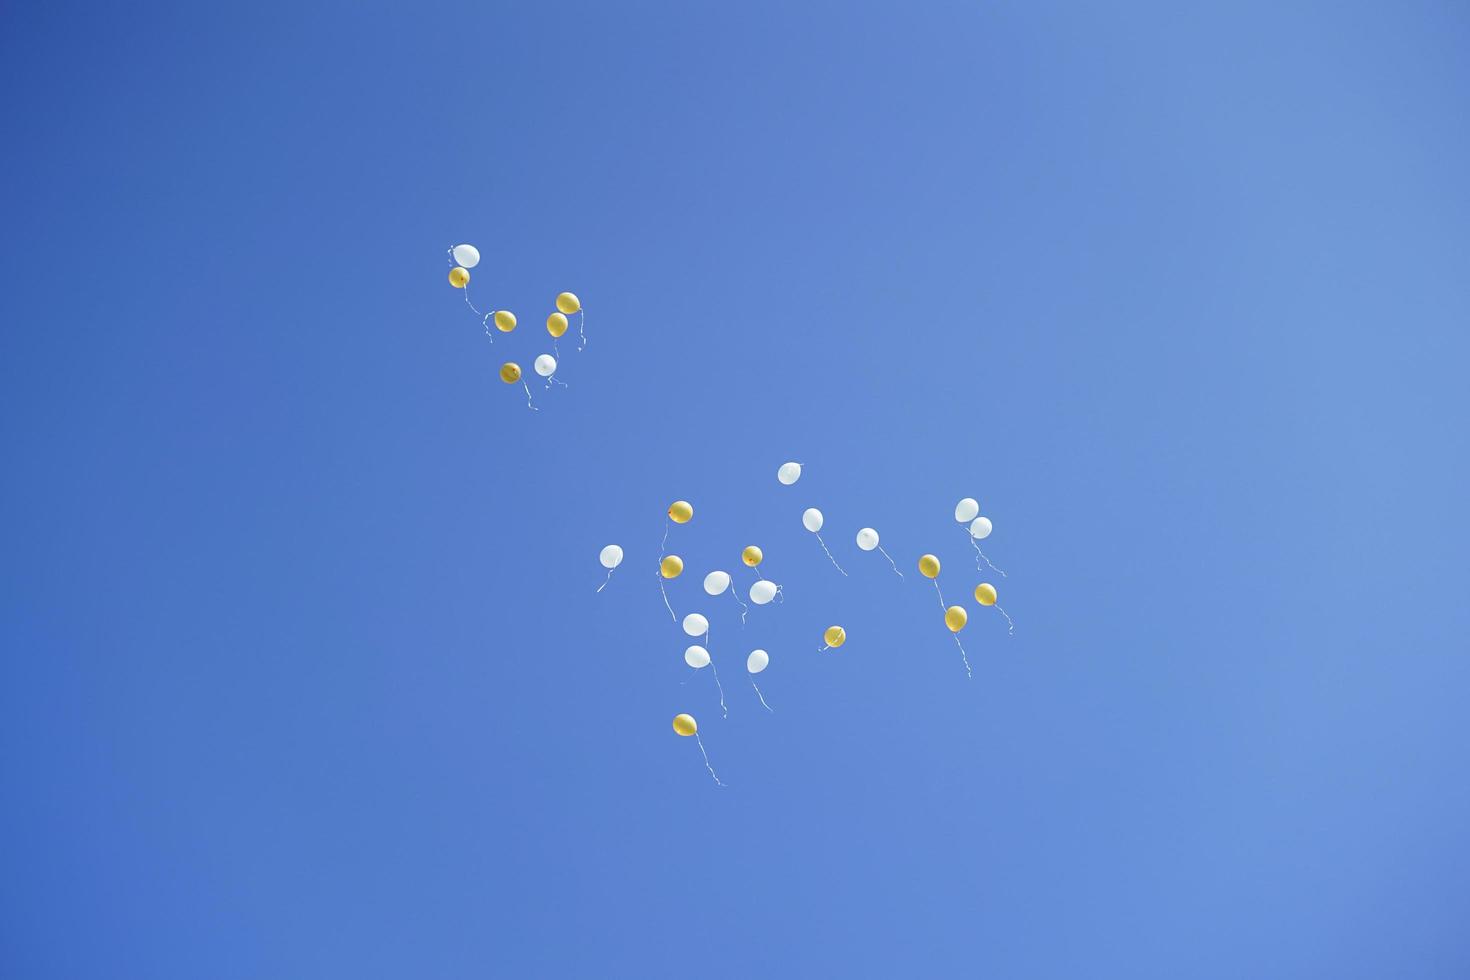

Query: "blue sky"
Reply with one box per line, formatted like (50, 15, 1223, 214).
(3, 3, 1469, 977)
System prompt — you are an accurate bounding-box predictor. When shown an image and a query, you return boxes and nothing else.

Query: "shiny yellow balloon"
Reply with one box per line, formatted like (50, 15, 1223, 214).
(668, 500, 693, 524)
(974, 583, 998, 606)
(660, 554, 684, 579)
(556, 291, 581, 315)
(824, 626, 847, 648)
(449, 267, 470, 288)
(918, 554, 941, 579)
(741, 545, 763, 567)
(499, 362, 522, 384)
(945, 605, 968, 632)
(494, 310, 517, 332)
(546, 312, 568, 337)
(672, 713, 697, 736)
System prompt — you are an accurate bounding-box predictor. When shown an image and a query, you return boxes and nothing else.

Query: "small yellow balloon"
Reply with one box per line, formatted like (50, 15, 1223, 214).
(741, 545, 763, 567)
(668, 500, 693, 524)
(499, 362, 521, 384)
(660, 554, 684, 579)
(673, 713, 697, 736)
(919, 554, 941, 579)
(824, 625, 847, 648)
(547, 312, 568, 337)
(975, 583, 997, 606)
(556, 291, 581, 315)
(449, 267, 470, 288)
(494, 310, 517, 332)
(945, 605, 968, 632)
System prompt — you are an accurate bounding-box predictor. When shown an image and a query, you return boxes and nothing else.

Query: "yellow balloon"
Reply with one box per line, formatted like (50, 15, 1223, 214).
(673, 713, 697, 736)
(449, 267, 470, 288)
(499, 362, 522, 384)
(668, 500, 694, 524)
(974, 583, 997, 606)
(546, 312, 569, 337)
(741, 545, 763, 567)
(824, 625, 846, 648)
(945, 605, 968, 632)
(919, 554, 941, 579)
(556, 291, 581, 315)
(660, 554, 684, 579)
(494, 310, 517, 332)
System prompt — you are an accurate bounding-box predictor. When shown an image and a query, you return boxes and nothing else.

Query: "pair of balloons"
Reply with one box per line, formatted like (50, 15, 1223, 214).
(687, 646, 768, 674)
(546, 295, 580, 335)
(499, 358, 558, 383)
(704, 570, 775, 604)
(955, 497, 993, 539)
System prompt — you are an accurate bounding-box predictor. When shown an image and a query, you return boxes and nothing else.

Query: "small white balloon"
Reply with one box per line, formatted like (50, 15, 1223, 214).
(749, 580, 778, 605)
(703, 570, 731, 596)
(777, 462, 802, 485)
(682, 613, 709, 637)
(684, 644, 710, 669)
(451, 244, 480, 268)
(747, 649, 769, 674)
(802, 508, 824, 532)
(955, 497, 980, 523)
(856, 527, 879, 551)
(969, 516, 993, 540)
(599, 545, 624, 569)
(534, 354, 557, 377)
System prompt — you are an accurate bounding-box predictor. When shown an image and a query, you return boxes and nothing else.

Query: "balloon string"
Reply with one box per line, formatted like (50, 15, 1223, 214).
(968, 534, 1007, 577)
(595, 568, 614, 593)
(520, 380, 538, 411)
(932, 579, 947, 612)
(552, 337, 561, 360)
(751, 680, 773, 713)
(461, 286, 495, 343)
(877, 545, 904, 579)
(695, 734, 725, 787)
(729, 588, 748, 626)
(774, 582, 785, 604)
(576, 309, 586, 351)
(952, 633, 974, 679)
(707, 639, 727, 719)
(996, 604, 1015, 635)
(817, 644, 829, 652)
(545, 375, 568, 390)
(815, 534, 848, 575)
(657, 570, 676, 621)
(661, 521, 670, 554)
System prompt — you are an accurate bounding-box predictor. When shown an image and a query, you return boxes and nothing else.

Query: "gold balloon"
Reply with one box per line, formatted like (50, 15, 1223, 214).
(974, 583, 997, 606)
(494, 310, 517, 332)
(918, 554, 941, 579)
(945, 605, 968, 632)
(660, 554, 684, 579)
(499, 362, 522, 384)
(741, 545, 763, 567)
(668, 500, 693, 524)
(546, 312, 568, 337)
(672, 713, 697, 736)
(556, 291, 581, 315)
(449, 267, 469, 288)
(824, 625, 847, 648)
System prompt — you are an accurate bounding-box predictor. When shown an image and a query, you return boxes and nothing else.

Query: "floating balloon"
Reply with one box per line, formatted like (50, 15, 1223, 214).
(534, 354, 556, 376)
(684, 645, 710, 668)
(777, 461, 802, 485)
(742, 545, 763, 567)
(703, 571, 730, 595)
(668, 500, 694, 524)
(555, 292, 586, 350)
(596, 544, 623, 592)
(955, 498, 980, 523)
(673, 713, 723, 785)
(449, 267, 470, 288)
(546, 312, 568, 337)
(918, 554, 941, 579)
(749, 579, 778, 605)
(660, 555, 684, 578)
(856, 527, 903, 579)
(975, 582, 1015, 635)
(944, 605, 973, 678)
(494, 310, 517, 332)
(451, 244, 480, 268)
(682, 613, 709, 637)
(969, 517, 993, 539)
(803, 508, 846, 575)
(499, 362, 521, 384)
(747, 649, 772, 712)
(819, 625, 847, 652)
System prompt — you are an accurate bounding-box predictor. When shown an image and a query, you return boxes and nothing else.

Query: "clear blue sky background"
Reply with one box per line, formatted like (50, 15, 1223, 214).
(3, 3, 1468, 977)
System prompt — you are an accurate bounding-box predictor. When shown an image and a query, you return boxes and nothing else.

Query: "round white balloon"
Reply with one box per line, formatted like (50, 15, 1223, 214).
(955, 497, 980, 523)
(451, 244, 480, 268)
(682, 613, 709, 637)
(534, 354, 557, 377)
(684, 645, 710, 669)
(856, 527, 879, 551)
(703, 570, 731, 595)
(749, 580, 777, 605)
(969, 516, 993, 540)
(802, 508, 824, 532)
(777, 462, 802, 485)
(599, 544, 623, 569)
(747, 649, 769, 674)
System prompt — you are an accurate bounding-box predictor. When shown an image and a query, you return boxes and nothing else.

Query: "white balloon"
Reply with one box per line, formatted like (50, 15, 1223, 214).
(955, 497, 980, 523)
(777, 462, 802, 485)
(969, 516, 993, 540)
(747, 649, 769, 674)
(534, 354, 557, 377)
(856, 527, 879, 551)
(451, 244, 480, 268)
(682, 613, 709, 637)
(599, 544, 624, 569)
(802, 508, 824, 532)
(749, 580, 777, 605)
(703, 570, 731, 596)
(684, 644, 710, 669)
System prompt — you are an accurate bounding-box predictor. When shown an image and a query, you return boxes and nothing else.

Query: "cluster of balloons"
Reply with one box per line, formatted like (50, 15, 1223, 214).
(445, 243, 584, 410)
